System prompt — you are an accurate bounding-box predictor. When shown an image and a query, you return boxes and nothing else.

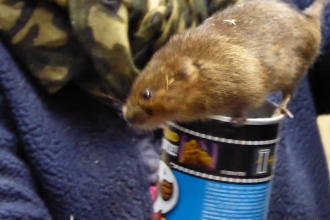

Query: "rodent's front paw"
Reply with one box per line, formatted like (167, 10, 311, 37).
(230, 116, 246, 127)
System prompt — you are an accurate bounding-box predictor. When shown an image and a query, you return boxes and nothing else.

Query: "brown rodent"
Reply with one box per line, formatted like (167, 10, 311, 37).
(123, 0, 328, 130)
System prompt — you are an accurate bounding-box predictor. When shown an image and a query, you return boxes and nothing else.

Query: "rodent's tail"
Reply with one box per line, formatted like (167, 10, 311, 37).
(303, 0, 329, 19)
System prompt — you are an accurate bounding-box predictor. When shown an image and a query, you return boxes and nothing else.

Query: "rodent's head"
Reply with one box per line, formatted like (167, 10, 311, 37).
(123, 53, 205, 130)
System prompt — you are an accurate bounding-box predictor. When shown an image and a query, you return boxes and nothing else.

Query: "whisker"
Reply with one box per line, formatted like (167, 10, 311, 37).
(165, 75, 169, 90)
(168, 78, 174, 86)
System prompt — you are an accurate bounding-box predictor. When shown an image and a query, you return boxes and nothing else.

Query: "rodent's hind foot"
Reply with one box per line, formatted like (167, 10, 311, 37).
(272, 107, 294, 119)
(273, 91, 294, 118)
(281, 108, 294, 118)
(230, 116, 247, 127)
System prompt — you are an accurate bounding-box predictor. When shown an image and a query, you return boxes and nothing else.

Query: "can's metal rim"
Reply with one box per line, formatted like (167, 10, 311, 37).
(209, 114, 284, 125)
(209, 100, 285, 125)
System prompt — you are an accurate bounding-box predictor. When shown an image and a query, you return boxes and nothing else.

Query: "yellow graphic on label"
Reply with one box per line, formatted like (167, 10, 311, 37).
(268, 155, 274, 164)
(179, 139, 213, 168)
(164, 127, 179, 142)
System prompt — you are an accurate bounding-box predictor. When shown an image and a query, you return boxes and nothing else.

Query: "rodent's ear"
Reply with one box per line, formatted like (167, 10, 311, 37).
(176, 58, 200, 81)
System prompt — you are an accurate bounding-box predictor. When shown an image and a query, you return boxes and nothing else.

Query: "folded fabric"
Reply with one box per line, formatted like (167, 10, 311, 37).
(0, 41, 160, 219)
(0, 0, 239, 106)
(266, 79, 330, 219)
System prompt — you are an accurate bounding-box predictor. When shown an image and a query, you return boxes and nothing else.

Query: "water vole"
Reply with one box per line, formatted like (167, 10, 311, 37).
(123, 0, 328, 129)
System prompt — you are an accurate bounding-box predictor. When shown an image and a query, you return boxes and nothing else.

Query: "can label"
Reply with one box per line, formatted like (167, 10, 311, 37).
(152, 122, 279, 220)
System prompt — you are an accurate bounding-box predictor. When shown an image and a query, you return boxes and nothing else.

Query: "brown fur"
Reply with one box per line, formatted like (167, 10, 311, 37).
(123, 0, 327, 130)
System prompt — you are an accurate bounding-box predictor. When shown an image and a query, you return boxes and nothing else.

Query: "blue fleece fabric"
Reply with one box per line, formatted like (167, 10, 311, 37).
(267, 80, 330, 220)
(0, 42, 162, 219)
(0, 0, 330, 219)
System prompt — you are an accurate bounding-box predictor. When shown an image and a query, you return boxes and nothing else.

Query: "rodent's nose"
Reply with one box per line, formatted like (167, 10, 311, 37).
(122, 105, 146, 125)
(122, 105, 128, 117)
(122, 105, 130, 122)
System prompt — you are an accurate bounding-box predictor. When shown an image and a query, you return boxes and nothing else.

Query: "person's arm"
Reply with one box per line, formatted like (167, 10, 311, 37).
(0, 93, 52, 220)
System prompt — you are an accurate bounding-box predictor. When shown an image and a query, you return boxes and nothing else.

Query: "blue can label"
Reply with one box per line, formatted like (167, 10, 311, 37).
(152, 122, 279, 220)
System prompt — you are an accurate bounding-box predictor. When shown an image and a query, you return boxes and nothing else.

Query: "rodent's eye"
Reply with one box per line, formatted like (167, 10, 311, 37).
(142, 90, 152, 100)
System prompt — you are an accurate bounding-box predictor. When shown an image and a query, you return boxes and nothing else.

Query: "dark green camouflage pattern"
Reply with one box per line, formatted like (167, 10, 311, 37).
(0, 0, 241, 108)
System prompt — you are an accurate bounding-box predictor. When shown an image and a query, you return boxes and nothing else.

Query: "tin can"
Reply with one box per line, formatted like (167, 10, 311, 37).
(152, 100, 284, 220)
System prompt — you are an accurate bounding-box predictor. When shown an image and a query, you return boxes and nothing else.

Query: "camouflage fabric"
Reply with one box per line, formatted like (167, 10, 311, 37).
(0, 0, 241, 108)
